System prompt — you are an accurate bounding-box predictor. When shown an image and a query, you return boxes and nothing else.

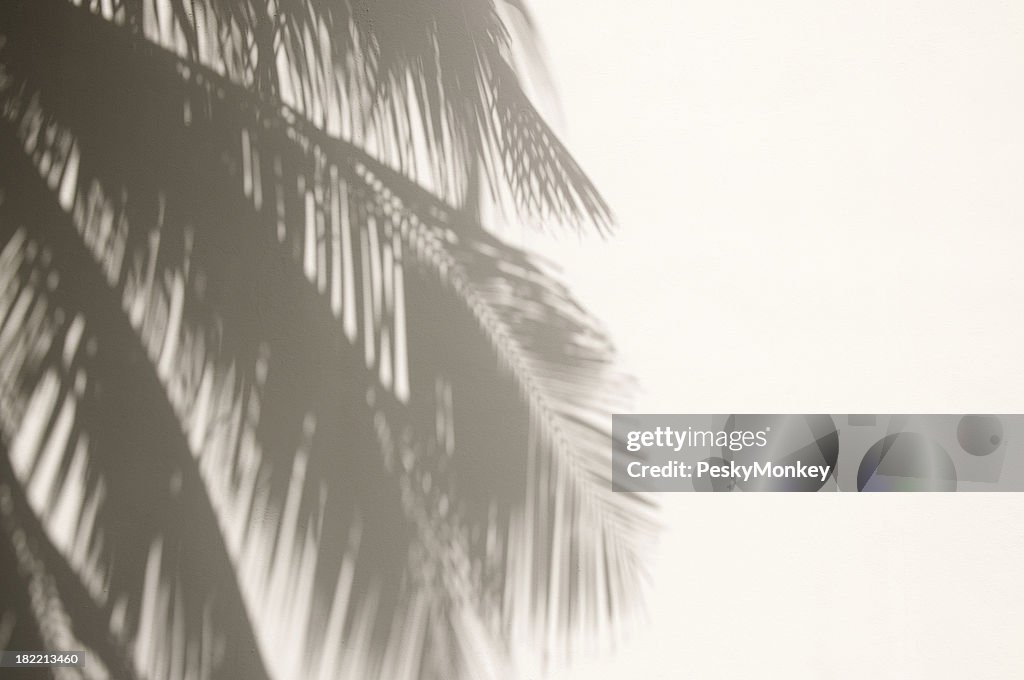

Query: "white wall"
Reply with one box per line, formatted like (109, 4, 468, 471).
(526, 2, 1024, 677)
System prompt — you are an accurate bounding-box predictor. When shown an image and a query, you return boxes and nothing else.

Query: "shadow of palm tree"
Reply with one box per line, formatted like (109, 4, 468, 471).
(0, 1, 656, 679)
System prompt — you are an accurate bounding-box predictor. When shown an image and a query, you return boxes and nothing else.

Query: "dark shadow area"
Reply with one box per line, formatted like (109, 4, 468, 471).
(0, 137, 272, 680)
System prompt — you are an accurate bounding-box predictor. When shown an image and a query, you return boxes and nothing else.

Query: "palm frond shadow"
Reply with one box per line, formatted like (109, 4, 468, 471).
(0, 444, 56, 675)
(0, 138, 275, 680)
(108, 0, 612, 231)
(0, 1, 656, 679)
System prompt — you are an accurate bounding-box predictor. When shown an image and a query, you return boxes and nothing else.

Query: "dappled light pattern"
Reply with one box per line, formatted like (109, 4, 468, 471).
(0, 1, 654, 679)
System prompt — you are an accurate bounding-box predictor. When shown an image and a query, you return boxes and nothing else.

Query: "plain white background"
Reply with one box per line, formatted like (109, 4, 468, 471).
(523, 1, 1024, 677)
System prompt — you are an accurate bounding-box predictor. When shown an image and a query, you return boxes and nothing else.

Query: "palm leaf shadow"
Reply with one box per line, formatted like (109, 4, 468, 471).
(106, 0, 610, 230)
(0, 0, 657, 678)
(0, 135, 277, 680)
